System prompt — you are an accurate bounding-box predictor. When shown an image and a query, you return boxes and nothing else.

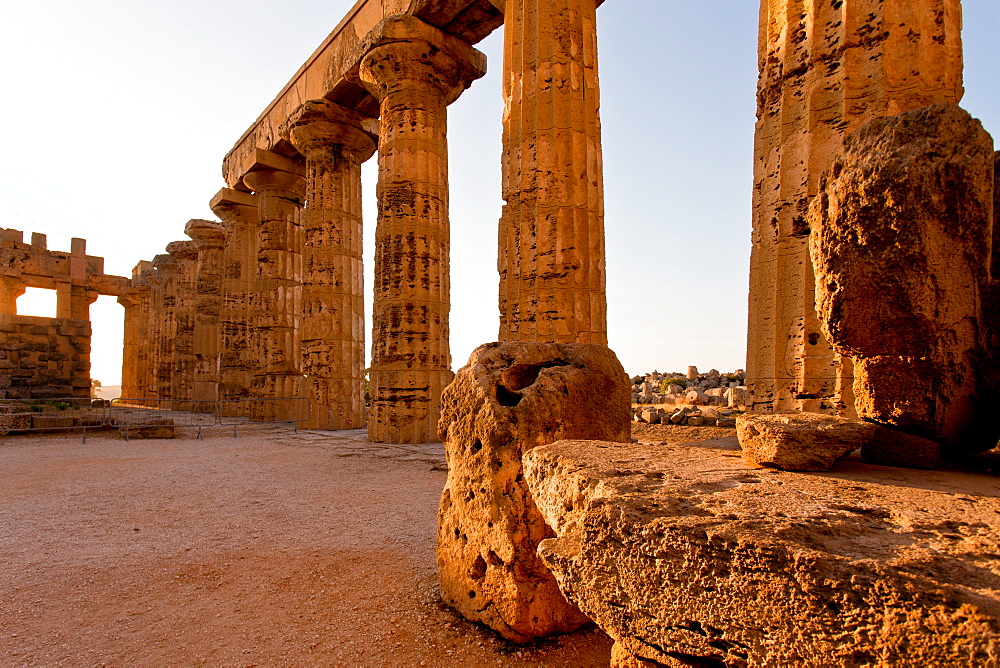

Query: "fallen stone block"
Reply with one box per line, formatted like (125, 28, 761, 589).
(523, 439, 1000, 667)
(436, 342, 631, 642)
(736, 412, 876, 471)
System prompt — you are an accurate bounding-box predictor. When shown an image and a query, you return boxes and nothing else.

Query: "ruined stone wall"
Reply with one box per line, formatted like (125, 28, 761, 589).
(747, 0, 964, 415)
(0, 315, 91, 399)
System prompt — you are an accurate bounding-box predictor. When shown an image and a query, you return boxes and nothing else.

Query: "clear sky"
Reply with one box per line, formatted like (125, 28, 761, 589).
(3, 1, 998, 386)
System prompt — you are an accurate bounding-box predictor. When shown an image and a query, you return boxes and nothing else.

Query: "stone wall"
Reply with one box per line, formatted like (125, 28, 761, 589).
(0, 315, 91, 399)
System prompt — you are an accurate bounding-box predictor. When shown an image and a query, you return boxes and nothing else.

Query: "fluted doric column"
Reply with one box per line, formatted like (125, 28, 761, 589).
(498, 0, 607, 345)
(211, 188, 259, 408)
(185, 219, 226, 412)
(242, 153, 306, 420)
(747, 0, 964, 414)
(290, 100, 377, 430)
(151, 253, 179, 402)
(167, 240, 200, 408)
(357, 16, 486, 443)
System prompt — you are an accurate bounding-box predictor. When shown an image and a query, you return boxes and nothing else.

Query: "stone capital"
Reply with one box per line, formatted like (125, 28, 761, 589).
(355, 16, 487, 104)
(243, 167, 306, 198)
(185, 219, 226, 249)
(152, 253, 178, 274)
(166, 240, 199, 262)
(289, 100, 378, 166)
(210, 188, 259, 227)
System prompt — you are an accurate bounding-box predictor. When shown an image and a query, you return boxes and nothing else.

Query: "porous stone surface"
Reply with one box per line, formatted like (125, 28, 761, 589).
(748, 0, 964, 414)
(736, 412, 876, 471)
(809, 104, 996, 452)
(524, 439, 1000, 667)
(436, 341, 630, 642)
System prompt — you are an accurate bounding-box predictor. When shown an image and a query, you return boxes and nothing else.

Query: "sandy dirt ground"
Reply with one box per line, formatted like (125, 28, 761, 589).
(0, 427, 612, 666)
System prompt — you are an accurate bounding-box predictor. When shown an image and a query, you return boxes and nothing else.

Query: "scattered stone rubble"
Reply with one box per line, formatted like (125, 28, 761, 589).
(630, 366, 747, 428)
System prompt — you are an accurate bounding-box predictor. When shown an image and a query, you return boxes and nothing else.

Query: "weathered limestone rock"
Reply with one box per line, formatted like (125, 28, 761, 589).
(737, 412, 876, 471)
(497, 0, 607, 345)
(185, 219, 226, 411)
(436, 341, 630, 642)
(747, 0, 964, 414)
(242, 152, 306, 419)
(524, 440, 1000, 667)
(289, 100, 377, 430)
(211, 188, 259, 408)
(0, 275, 25, 314)
(357, 16, 486, 443)
(809, 104, 996, 452)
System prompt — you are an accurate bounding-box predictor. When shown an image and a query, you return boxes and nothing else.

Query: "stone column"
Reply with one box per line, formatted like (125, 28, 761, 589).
(211, 188, 259, 410)
(0, 276, 25, 314)
(747, 0, 964, 414)
(289, 100, 377, 430)
(242, 155, 306, 420)
(167, 240, 200, 408)
(497, 0, 607, 345)
(117, 287, 142, 399)
(151, 254, 179, 403)
(185, 219, 226, 412)
(358, 16, 486, 444)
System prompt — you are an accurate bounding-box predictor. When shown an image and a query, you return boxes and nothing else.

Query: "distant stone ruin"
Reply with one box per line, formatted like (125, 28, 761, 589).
(0, 229, 127, 399)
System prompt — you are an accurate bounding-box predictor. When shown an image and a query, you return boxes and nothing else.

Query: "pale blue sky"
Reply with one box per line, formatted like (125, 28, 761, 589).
(2, 1, 997, 385)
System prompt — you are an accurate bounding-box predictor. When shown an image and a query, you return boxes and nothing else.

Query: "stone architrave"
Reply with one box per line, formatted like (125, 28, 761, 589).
(167, 240, 200, 408)
(746, 0, 964, 414)
(289, 100, 377, 430)
(357, 16, 486, 444)
(211, 188, 259, 411)
(185, 219, 226, 411)
(497, 0, 607, 345)
(436, 341, 630, 642)
(808, 104, 996, 452)
(242, 153, 307, 421)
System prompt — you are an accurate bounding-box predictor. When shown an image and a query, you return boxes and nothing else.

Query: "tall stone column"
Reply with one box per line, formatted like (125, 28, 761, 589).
(497, 0, 607, 345)
(151, 254, 179, 403)
(747, 0, 964, 414)
(185, 219, 226, 412)
(242, 154, 306, 420)
(289, 100, 377, 430)
(0, 276, 25, 314)
(357, 16, 486, 443)
(211, 188, 259, 409)
(117, 287, 142, 399)
(129, 262, 154, 402)
(166, 240, 199, 408)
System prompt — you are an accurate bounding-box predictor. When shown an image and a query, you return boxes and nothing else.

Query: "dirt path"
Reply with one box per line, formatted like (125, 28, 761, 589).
(0, 429, 612, 666)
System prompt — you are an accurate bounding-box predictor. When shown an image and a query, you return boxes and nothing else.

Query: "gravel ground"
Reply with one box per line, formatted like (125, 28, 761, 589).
(0, 428, 612, 666)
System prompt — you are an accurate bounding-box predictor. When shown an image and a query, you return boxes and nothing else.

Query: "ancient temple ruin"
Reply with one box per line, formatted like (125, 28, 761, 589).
(0, 229, 127, 399)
